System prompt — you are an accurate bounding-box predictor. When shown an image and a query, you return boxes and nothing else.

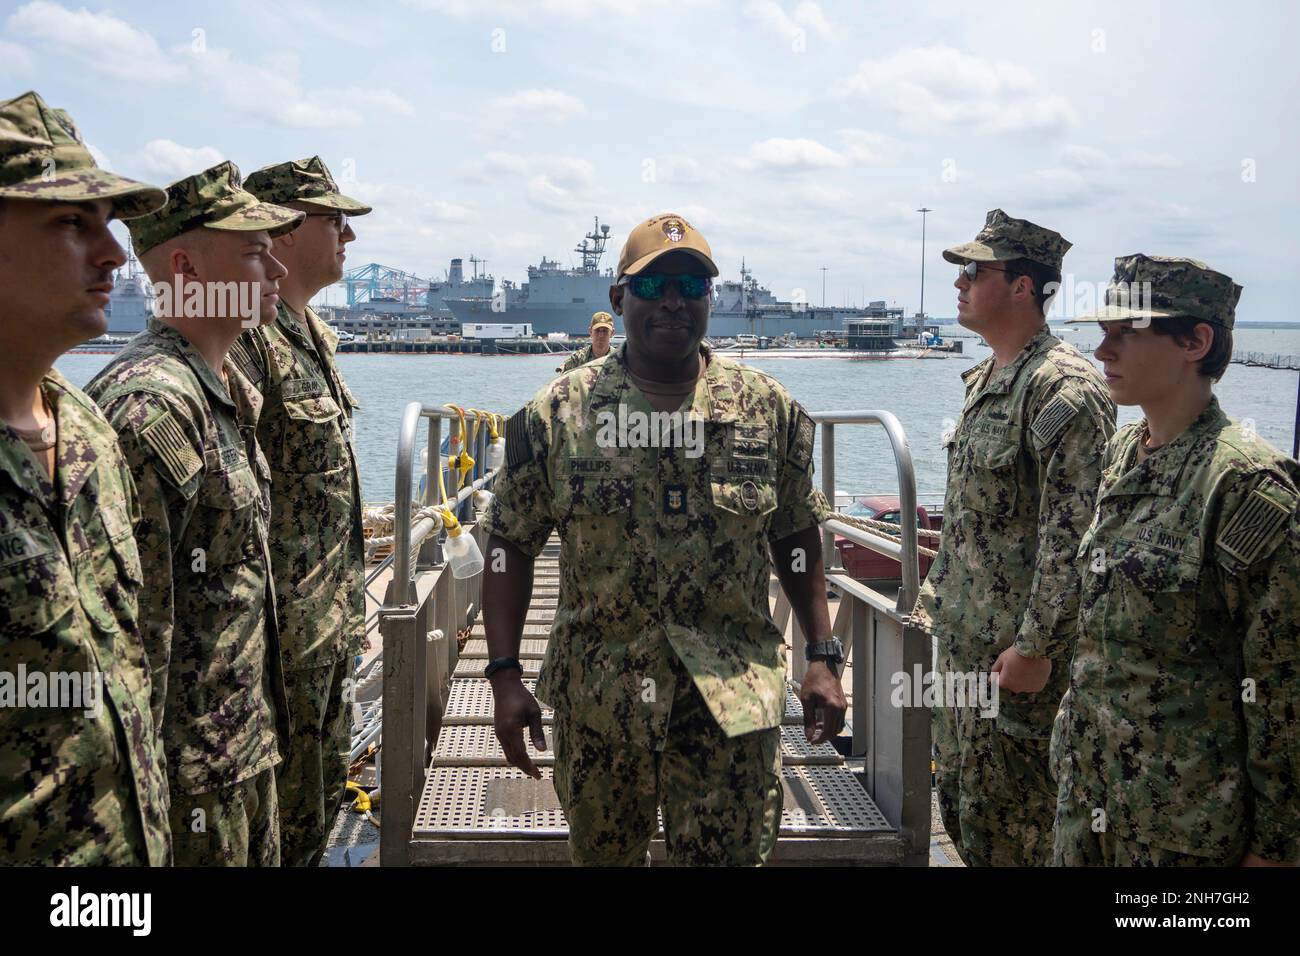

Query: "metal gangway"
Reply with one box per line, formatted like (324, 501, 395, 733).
(371, 405, 932, 866)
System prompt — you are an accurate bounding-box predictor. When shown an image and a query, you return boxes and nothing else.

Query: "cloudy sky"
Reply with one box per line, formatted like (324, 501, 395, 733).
(3, 0, 1296, 320)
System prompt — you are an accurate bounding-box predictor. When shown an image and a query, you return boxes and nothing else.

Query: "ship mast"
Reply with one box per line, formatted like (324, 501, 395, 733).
(574, 217, 610, 274)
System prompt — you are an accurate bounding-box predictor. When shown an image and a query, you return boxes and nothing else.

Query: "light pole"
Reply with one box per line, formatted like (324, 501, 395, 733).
(820, 266, 827, 308)
(917, 207, 932, 333)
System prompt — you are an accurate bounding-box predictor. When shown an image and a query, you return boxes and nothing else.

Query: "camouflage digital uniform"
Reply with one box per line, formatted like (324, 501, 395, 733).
(912, 210, 1116, 867)
(1, 373, 173, 866)
(557, 343, 597, 374)
(0, 91, 171, 866)
(1053, 256, 1300, 866)
(85, 163, 301, 866)
(234, 157, 371, 867)
(483, 343, 829, 865)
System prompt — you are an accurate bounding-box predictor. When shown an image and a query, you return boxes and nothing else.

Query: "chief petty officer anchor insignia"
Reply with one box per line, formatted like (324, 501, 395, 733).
(664, 483, 687, 515)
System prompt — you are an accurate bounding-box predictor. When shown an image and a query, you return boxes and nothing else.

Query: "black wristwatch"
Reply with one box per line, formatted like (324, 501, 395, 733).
(805, 638, 845, 666)
(483, 656, 523, 679)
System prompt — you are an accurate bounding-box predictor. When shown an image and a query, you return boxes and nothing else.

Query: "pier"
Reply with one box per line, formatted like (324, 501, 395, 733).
(338, 337, 567, 356)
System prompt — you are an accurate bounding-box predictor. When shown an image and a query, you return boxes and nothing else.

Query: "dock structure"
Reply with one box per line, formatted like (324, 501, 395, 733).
(363, 404, 932, 866)
(339, 337, 567, 356)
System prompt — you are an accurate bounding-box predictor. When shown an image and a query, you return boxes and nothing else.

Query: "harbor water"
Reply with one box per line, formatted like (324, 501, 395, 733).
(56, 324, 1300, 505)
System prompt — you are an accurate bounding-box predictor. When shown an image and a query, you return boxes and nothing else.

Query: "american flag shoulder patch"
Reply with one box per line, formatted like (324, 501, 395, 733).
(1031, 393, 1079, 447)
(228, 337, 265, 391)
(505, 407, 533, 472)
(140, 412, 203, 488)
(786, 406, 815, 473)
(1217, 476, 1295, 568)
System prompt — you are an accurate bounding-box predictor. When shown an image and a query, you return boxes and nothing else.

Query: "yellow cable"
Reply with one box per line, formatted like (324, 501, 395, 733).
(346, 780, 371, 813)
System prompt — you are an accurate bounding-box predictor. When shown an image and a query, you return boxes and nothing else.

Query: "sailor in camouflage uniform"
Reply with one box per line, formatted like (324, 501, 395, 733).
(230, 157, 370, 866)
(482, 214, 845, 866)
(86, 162, 302, 866)
(1053, 256, 1299, 866)
(913, 210, 1116, 866)
(556, 311, 615, 373)
(0, 91, 171, 865)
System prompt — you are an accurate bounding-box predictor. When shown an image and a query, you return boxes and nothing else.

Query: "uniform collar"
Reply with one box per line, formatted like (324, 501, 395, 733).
(0, 368, 104, 507)
(962, 324, 1057, 397)
(274, 301, 317, 352)
(1103, 397, 1229, 499)
(600, 342, 733, 422)
(146, 318, 236, 410)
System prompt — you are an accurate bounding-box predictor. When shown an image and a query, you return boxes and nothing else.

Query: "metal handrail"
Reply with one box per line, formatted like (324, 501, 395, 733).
(811, 410, 920, 614)
(389, 402, 502, 606)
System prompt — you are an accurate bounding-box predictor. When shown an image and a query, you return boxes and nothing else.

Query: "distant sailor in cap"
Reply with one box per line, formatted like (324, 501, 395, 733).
(1053, 255, 1300, 866)
(86, 161, 303, 866)
(556, 310, 616, 373)
(912, 209, 1116, 866)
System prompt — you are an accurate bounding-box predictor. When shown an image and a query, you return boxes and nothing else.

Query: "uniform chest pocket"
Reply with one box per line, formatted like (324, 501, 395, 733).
(1105, 541, 1203, 653)
(710, 477, 778, 521)
(0, 531, 77, 638)
(557, 471, 634, 570)
(198, 462, 261, 567)
(963, 437, 1020, 517)
(280, 393, 347, 474)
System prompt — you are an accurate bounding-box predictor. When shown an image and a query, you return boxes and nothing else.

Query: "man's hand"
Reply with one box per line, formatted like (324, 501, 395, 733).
(1240, 852, 1299, 867)
(491, 673, 546, 779)
(800, 660, 847, 745)
(991, 645, 1052, 694)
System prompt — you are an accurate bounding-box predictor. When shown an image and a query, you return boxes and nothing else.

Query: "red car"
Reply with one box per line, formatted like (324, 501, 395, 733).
(832, 495, 939, 582)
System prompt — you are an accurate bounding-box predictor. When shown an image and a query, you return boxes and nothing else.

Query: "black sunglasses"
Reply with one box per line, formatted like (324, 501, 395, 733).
(960, 261, 1007, 281)
(618, 273, 712, 300)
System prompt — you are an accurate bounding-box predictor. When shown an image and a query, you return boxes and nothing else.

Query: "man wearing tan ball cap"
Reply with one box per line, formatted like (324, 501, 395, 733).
(0, 89, 172, 865)
(87, 161, 302, 866)
(483, 212, 842, 866)
(557, 310, 616, 373)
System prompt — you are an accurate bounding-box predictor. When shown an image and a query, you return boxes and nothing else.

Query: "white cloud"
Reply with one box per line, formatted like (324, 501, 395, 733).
(1060, 144, 1110, 169)
(740, 137, 848, 172)
(837, 128, 898, 165)
(1121, 151, 1182, 170)
(0, 39, 34, 74)
(132, 140, 225, 181)
(488, 88, 587, 125)
(6, 3, 412, 129)
(837, 45, 1077, 136)
(402, 0, 715, 19)
(7, 0, 183, 81)
(744, 1, 832, 42)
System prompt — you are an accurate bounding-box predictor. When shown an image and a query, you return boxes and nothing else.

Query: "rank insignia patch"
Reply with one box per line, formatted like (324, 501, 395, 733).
(663, 483, 687, 515)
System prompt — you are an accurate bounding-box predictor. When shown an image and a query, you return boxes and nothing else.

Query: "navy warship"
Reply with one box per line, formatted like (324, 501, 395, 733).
(444, 218, 898, 339)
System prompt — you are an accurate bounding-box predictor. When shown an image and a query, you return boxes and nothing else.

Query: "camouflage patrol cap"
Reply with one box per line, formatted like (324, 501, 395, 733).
(242, 156, 372, 215)
(616, 213, 718, 278)
(1069, 254, 1242, 329)
(943, 208, 1071, 272)
(127, 161, 305, 255)
(0, 90, 165, 218)
(590, 311, 614, 330)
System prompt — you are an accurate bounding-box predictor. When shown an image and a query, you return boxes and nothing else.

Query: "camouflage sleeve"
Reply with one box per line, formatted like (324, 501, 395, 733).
(99, 393, 202, 731)
(480, 401, 555, 557)
(769, 400, 830, 543)
(1216, 469, 1300, 862)
(1014, 379, 1115, 660)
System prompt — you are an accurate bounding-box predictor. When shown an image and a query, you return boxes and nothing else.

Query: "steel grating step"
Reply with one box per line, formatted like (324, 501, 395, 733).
(431, 722, 842, 768)
(443, 677, 554, 725)
(461, 638, 549, 660)
(455, 657, 541, 679)
(468, 623, 551, 638)
(412, 764, 891, 841)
